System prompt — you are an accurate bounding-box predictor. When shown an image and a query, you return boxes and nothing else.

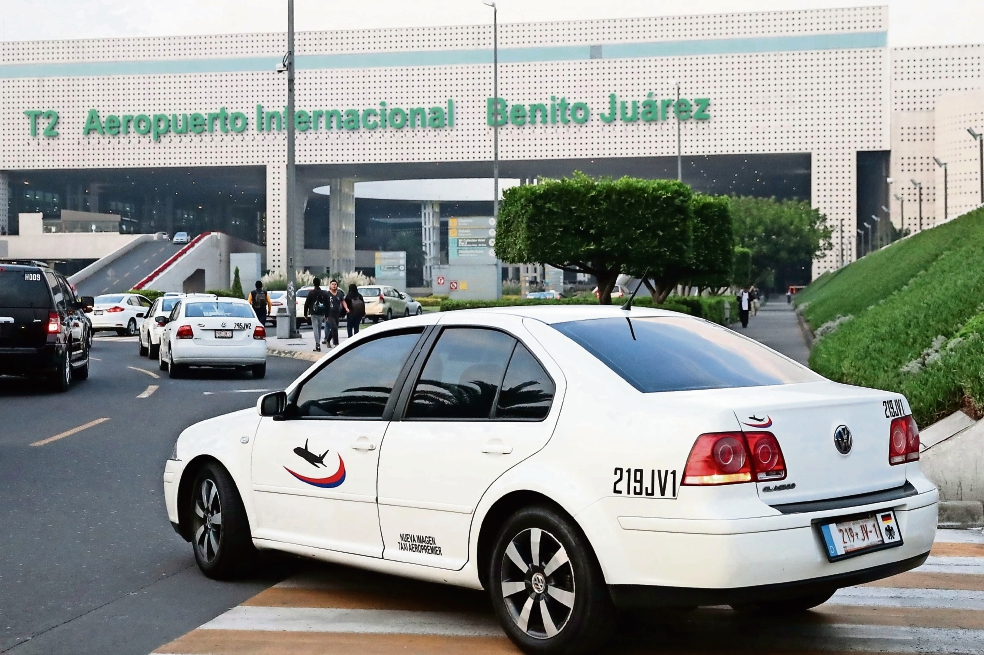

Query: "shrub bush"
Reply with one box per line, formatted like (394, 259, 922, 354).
(129, 289, 164, 302)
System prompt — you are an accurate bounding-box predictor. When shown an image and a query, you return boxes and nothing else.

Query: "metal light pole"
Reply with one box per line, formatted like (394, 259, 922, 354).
(864, 221, 873, 257)
(934, 157, 948, 222)
(969, 128, 984, 205)
(674, 80, 682, 182)
(484, 2, 499, 224)
(894, 193, 905, 235)
(857, 229, 866, 258)
(277, 0, 300, 338)
(911, 179, 923, 232)
(870, 215, 881, 250)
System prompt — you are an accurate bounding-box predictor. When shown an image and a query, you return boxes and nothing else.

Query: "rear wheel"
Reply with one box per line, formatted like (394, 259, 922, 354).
(189, 462, 256, 579)
(404, 308, 410, 317)
(415, 307, 423, 316)
(126, 319, 137, 337)
(168, 350, 184, 378)
(138, 334, 149, 357)
(158, 344, 168, 371)
(72, 345, 89, 381)
(385, 308, 393, 321)
(489, 506, 615, 655)
(252, 363, 266, 379)
(51, 352, 72, 392)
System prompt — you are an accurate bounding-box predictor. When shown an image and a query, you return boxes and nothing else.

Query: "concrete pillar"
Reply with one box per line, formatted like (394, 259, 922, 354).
(329, 178, 355, 275)
(266, 165, 287, 275)
(421, 201, 440, 285)
(89, 183, 101, 215)
(0, 172, 8, 235)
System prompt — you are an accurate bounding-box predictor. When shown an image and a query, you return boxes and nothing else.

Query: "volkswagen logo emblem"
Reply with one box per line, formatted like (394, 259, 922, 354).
(221, 322, 227, 328)
(834, 425, 853, 455)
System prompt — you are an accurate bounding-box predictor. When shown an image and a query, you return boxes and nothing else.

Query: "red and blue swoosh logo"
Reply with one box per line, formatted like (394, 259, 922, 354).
(284, 457, 346, 488)
(743, 416, 773, 428)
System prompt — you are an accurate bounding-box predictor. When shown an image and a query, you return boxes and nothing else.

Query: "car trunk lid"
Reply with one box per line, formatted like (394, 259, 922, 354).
(0, 270, 52, 349)
(186, 316, 257, 346)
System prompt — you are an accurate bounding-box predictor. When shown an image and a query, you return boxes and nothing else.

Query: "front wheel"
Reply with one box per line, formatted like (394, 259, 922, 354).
(158, 344, 168, 371)
(415, 307, 423, 316)
(149, 343, 159, 360)
(126, 319, 137, 337)
(189, 462, 256, 579)
(489, 506, 615, 655)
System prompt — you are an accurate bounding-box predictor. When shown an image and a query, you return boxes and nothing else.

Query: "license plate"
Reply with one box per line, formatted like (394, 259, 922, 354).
(93, 310, 103, 315)
(215, 330, 233, 338)
(819, 510, 902, 562)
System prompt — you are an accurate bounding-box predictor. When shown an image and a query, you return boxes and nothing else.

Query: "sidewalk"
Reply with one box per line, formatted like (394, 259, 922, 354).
(732, 299, 811, 365)
(265, 323, 364, 363)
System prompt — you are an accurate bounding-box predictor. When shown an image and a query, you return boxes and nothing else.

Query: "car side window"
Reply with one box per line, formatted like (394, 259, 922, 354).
(57, 277, 76, 308)
(494, 343, 556, 421)
(168, 302, 181, 322)
(406, 328, 517, 420)
(139, 296, 152, 308)
(293, 330, 423, 419)
(44, 272, 65, 309)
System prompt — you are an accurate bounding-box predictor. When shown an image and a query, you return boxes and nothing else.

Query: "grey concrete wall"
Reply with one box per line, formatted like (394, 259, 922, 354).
(5, 232, 144, 261)
(144, 233, 263, 293)
(921, 419, 984, 504)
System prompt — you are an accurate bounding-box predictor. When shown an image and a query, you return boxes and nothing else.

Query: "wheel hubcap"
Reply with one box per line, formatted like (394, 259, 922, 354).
(500, 528, 575, 640)
(194, 479, 222, 563)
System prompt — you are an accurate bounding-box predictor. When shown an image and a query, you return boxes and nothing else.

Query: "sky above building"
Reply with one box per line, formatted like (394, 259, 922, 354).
(0, 0, 981, 47)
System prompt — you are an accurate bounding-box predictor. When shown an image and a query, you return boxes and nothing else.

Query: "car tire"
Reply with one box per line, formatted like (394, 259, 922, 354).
(404, 308, 410, 317)
(489, 505, 615, 655)
(149, 343, 159, 360)
(51, 352, 72, 392)
(115, 329, 127, 337)
(72, 346, 89, 381)
(732, 590, 836, 615)
(158, 345, 168, 371)
(139, 335, 149, 357)
(416, 307, 423, 316)
(371, 317, 379, 324)
(169, 360, 184, 379)
(189, 462, 256, 580)
(385, 308, 393, 321)
(126, 319, 137, 337)
(252, 363, 266, 379)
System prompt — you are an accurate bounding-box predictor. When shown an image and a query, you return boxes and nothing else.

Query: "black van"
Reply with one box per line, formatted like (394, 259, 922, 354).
(0, 261, 94, 391)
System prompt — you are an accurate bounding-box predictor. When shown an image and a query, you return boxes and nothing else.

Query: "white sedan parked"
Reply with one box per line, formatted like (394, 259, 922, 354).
(89, 293, 153, 336)
(163, 306, 937, 654)
(157, 297, 266, 379)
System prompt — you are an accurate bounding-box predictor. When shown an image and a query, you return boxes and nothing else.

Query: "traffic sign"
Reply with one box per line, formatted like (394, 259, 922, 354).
(436, 276, 445, 285)
(449, 281, 459, 291)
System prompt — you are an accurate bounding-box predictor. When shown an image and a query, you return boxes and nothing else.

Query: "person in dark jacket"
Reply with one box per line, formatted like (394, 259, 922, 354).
(344, 283, 365, 337)
(248, 280, 272, 325)
(322, 279, 347, 348)
(737, 287, 751, 328)
(304, 278, 330, 352)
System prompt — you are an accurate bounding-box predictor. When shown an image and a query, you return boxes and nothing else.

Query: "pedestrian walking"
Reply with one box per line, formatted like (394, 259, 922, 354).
(750, 286, 760, 316)
(304, 278, 330, 352)
(344, 283, 365, 338)
(322, 279, 347, 348)
(248, 280, 272, 325)
(737, 287, 751, 328)
(786, 287, 793, 304)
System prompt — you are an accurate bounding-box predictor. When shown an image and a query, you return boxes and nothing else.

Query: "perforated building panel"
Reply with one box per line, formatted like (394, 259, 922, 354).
(0, 6, 890, 275)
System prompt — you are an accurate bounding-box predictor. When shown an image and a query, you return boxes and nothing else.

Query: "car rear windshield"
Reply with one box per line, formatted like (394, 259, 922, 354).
(95, 294, 125, 304)
(553, 316, 821, 393)
(184, 302, 255, 318)
(359, 287, 381, 297)
(0, 270, 51, 308)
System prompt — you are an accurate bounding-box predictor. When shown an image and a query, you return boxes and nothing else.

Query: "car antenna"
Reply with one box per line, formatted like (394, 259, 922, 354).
(621, 269, 648, 311)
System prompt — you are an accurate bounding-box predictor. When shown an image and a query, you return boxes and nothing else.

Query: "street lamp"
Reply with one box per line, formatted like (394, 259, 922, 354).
(864, 221, 873, 257)
(969, 128, 984, 205)
(870, 214, 881, 250)
(894, 193, 905, 235)
(911, 179, 923, 232)
(857, 229, 866, 257)
(276, 0, 300, 338)
(934, 157, 948, 222)
(671, 79, 682, 182)
(484, 1, 499, 225)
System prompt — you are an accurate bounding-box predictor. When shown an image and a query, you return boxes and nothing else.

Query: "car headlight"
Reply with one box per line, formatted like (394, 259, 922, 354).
(169, 439, 179, 461)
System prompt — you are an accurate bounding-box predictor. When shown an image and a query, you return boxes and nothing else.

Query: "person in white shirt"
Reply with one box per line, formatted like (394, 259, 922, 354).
(737, 287, 751, 328)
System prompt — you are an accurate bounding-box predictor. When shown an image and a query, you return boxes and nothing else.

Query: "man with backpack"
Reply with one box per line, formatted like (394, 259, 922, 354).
(322, 279, 347, 348)
(304, 278, 330, 352)
(248, 280, 272, 326)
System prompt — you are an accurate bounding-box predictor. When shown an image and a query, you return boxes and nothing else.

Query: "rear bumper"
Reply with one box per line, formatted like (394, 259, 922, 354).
(171, 340, 267, 366)
(90, 315, 130, 330)
(0, 344, 62, 375)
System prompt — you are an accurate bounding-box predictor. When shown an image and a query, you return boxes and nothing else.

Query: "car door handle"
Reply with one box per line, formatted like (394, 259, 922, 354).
(351, 437, 376, 451)
(481, 439, 513, 455)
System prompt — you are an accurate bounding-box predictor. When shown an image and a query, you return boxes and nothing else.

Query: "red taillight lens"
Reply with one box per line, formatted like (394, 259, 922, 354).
(175, 324, 194, 339)
(379, 294, 385, 302)
(890, 415, 919, 464)
(253, 325, 266, 340)
(745, 432, 787, 481)
(683, 431, 786, 486)
(106, 306, 125, 313)
(47, 312, 60, 334)
(682, 432, 752, 485)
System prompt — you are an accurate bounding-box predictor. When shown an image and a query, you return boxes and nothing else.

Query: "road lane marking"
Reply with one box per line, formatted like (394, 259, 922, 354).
(128, 366, 160, 379)
(31, 418, 110, 447)
(90, 357, 101, 361)
(137, 385, 159, 398)
(154, 631, 514, 655)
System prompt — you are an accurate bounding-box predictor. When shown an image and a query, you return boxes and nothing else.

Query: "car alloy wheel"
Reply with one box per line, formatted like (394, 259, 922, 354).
(416, 307, 423, 315)
(385, 308, 393, 321)
(127, 318, 137, 336)
(500, 528, 575, 640)
(194, 478, 222, 564)
(404, 308, 410, 317)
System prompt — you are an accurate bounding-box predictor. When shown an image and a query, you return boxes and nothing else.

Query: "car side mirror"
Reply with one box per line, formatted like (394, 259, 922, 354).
(257, 391, 287, 417)
(155, 316, 169, 326)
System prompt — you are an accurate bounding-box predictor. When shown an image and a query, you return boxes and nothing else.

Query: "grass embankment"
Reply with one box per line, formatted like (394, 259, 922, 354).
(798, 207, 984, 425)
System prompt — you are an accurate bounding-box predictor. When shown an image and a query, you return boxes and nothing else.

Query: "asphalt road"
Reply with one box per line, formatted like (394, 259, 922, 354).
(75, 241, 179, 297)
(0, 337, 312, 655)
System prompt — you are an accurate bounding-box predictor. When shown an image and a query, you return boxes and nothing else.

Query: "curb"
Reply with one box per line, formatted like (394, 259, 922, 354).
(794, 308, 814, 351)
(267, 347, 322, 363)
(939, 500, 984, 529)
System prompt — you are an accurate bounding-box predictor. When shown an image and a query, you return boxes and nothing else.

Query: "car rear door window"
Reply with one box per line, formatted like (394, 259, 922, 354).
(0, 270, 51, 308)
(494, 343, 555, 420)
(407, 328, 517, 420)
(294, 330, 423, 419)
(553, 316, 821, 393)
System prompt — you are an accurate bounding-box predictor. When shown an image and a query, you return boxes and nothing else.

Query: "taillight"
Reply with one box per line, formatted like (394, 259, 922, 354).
(47, 312, 61, 334)
(106, 306, 125, 313)
(379, 293, 385, 302)
(682, 432, 752, 485)
(175, 324, 194, 339)
(682, 431, 786, 486)
(890, 415, 920, 465)
(253, 325, 266, 340)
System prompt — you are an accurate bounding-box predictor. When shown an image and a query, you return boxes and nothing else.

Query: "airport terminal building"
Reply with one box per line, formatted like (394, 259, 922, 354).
(3, 5, 984, 282)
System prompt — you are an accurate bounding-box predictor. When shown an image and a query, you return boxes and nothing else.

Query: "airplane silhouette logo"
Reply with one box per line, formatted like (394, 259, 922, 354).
(284, 440, 346, 489)
(743, 415, 773, 428)
(293, 439, 330, 467)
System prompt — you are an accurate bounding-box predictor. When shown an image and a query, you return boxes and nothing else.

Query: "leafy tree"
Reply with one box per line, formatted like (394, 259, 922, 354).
(731, 247, 753, 289)
(640, 194, 733, 302)
(497, 173, 693, 304)
(231, 266, 245, 299)
(729, 196, 833, 291)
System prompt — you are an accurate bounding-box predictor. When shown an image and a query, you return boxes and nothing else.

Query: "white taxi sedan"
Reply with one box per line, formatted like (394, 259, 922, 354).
(157, 297, 266, 379)
(163, 306, 937, 654)
(90, 293, 153, 336)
